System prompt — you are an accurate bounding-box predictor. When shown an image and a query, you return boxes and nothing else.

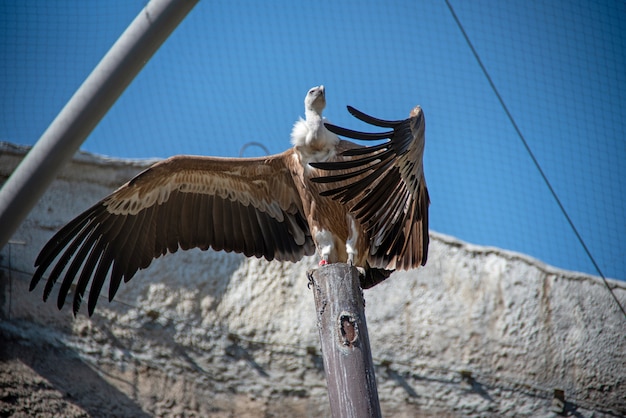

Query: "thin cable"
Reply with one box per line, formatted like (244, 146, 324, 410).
(444, 0, 626, 319)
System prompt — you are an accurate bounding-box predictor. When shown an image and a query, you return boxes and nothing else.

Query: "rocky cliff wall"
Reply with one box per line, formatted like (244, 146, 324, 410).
(1, 142, 624, 417)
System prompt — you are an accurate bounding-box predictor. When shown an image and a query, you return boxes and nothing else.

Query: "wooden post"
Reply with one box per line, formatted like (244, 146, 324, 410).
(309, 263, 382, 418)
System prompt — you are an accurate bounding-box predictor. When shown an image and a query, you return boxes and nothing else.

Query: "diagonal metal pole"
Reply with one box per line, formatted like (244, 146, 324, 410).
(309, 263, 382, 418)
(0, 0, 199, 249)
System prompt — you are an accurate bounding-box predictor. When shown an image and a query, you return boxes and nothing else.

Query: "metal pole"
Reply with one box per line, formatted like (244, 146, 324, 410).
(309, 263, 382, 418)
(0, 0, 199, 249)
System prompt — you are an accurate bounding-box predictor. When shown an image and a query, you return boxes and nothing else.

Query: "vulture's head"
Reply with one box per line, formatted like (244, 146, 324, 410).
(305, 85, 326, 114)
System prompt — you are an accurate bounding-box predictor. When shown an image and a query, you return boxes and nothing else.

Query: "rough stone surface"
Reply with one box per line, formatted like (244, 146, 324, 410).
(1, 142, 625, 417)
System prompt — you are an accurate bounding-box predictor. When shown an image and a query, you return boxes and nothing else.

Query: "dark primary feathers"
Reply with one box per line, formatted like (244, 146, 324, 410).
(311, 105, 429, 273)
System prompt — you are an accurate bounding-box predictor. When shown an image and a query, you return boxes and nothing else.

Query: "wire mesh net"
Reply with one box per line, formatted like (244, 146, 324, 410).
(1, 0, 624, 281)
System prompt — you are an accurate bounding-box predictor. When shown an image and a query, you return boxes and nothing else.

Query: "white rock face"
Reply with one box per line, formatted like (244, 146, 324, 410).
(1, 142, 625, 417)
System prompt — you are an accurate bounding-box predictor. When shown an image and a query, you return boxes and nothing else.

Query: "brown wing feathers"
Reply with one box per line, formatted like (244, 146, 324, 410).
(310, 105, 429, 271)
(31, 156, 314, 316)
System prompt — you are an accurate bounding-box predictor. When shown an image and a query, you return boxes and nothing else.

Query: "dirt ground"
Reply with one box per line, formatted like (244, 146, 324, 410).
(0, 327, 328, 418)
(1, 338, 90, 418)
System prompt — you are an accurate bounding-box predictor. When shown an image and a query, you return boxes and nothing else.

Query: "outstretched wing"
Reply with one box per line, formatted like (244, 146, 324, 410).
(31, 151, 314, 315)
(310, 105, 429, 271)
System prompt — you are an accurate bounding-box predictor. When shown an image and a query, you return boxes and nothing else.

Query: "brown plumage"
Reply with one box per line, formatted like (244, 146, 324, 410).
(31, 86, 429, 315)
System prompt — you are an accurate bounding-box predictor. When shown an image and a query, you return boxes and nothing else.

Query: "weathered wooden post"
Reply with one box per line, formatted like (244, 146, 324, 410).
(309, 263, 382, 418)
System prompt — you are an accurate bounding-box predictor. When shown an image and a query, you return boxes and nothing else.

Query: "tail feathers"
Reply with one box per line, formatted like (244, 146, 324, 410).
(360, 266, 393, 289)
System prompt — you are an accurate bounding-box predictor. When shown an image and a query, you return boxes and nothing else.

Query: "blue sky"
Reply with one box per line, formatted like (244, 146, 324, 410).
(2, 1, 625, 281)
